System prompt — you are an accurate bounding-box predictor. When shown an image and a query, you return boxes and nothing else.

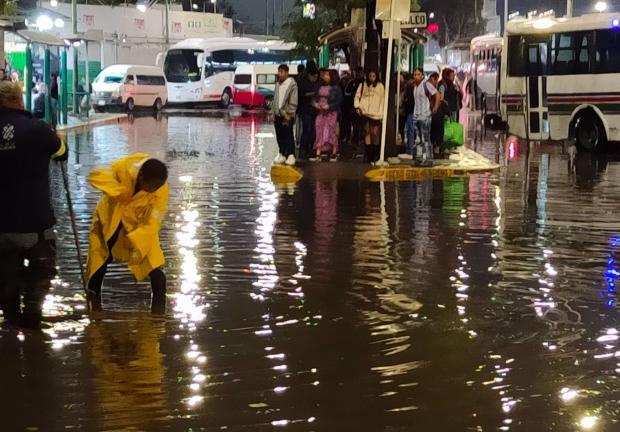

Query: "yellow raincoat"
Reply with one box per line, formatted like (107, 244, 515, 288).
(86, 153, 169, 283)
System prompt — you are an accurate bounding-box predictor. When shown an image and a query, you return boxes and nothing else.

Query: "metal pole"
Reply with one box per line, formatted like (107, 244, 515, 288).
(72, 46, 79, 115)
(503, 0, 508, 34)
(44, 48, 52, 125)
(566, 0, 573, 17)
(164, 0, 169, 45)
(60, 161, 93, 310)
(25, 43, 32, 112)
(396, 38, 401, 145)
(265, 0, 268, 35)
(272, 0, 275, 34)
(61, 49, 68, 124)
(213, 0, 217, 14)
(72, 0, 78, 34)
(84, 41, 90, 118)
(378, 0, 396, 164)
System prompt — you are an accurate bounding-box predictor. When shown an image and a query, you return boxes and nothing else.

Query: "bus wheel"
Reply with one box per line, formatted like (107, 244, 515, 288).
(575, 112, 606, 151)
(153, 98, 163, 112)
(126, 98, 135, 112)
(220, 89, 232, 108)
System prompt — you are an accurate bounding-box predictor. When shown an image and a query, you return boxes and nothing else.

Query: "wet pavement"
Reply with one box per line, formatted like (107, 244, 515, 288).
(2, 109, 620, 431)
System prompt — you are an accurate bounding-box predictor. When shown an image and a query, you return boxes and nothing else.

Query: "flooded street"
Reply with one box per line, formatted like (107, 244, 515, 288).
(2, 110, 620, 431)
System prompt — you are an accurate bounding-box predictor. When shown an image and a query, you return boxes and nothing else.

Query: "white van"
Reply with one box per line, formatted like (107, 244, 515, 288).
(232, 64, 299, 109)
(92, 65, 168, 112)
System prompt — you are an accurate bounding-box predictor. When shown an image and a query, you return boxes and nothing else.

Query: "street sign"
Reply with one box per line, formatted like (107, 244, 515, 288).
(375, 0, 411, 22)
(400, 12, 428, 28)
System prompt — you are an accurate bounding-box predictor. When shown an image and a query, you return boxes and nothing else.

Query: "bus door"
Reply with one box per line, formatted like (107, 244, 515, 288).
(526, 40, 550, 141)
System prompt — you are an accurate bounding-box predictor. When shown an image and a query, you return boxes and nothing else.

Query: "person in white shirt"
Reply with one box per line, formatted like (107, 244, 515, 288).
(354, 69, 385, 164)
(272, 64, 299, 166)
(412, 67, 441, 166)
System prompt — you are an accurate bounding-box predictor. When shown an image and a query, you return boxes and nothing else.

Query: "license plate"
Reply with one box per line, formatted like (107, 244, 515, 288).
(98, 100, 106, 106)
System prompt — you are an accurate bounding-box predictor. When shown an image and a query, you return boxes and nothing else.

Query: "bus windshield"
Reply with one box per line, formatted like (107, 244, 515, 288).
(165, 49, 203, 83)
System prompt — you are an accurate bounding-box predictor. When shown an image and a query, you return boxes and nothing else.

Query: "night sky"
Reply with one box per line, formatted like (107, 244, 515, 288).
(229, 0, 296, 35)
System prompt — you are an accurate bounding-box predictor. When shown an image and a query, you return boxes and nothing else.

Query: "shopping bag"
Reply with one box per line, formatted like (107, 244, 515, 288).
(444, 120, 464, 147)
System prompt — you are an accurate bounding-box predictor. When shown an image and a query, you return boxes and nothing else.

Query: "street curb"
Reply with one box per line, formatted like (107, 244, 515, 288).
(56, 114, 128, 135)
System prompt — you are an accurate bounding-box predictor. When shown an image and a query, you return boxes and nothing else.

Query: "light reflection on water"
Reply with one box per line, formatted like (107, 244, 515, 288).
(1, 114, 620, 430)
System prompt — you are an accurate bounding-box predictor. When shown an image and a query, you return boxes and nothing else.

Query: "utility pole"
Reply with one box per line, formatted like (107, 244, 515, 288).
(272, 0, 276, 34)
(72, 0, 79, 115)
(566, 0, 573, 17)
(503, 0, 508, 35)
(265, 0, 269, 34)
(164, 0, 169, 45)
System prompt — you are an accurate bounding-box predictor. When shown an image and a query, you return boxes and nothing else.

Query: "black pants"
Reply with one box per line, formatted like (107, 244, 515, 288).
(300, 112, 316, 158)
(0, 231, 56, 327)
(274, 115, 295, 158)
(431, 114, 445, 151)
(88, 225, 166, 313)
(351, 111, 364, 153)
(340, 105, 353, 143)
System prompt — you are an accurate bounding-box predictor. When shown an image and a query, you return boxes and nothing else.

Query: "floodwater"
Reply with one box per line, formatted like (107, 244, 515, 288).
(1, 110, 620, 431)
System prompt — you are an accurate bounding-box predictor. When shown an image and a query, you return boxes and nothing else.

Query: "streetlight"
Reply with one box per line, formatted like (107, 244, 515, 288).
(595, 1, 607, 12)
(50, 0, 58, 6)
(211, 0, 217, 13)
(192, 3, 199, 9)
(429, 12, 435, 19)
(136, 3, 147, 12)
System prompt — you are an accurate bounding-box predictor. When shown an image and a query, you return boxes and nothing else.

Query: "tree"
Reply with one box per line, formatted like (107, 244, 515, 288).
(421, 0, 485, 46)
(284, 0, 422, 59)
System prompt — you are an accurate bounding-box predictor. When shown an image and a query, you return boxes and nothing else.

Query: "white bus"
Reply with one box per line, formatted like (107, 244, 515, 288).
(469, 34, 503, 116)
(160, 37, 296, 107)
(500, 13, 620, 149)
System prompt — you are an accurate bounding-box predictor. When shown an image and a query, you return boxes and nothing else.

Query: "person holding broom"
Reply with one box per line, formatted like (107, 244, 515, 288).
(86, 153, 169, 314)
(0, 81, 68, 329)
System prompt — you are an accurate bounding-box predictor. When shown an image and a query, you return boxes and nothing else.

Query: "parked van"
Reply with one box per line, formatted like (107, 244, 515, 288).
(92, 65, 167, 112)
(232, 64, 298, 110)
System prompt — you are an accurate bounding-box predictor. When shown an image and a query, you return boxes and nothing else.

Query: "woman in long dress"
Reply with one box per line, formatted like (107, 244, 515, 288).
(311, 69, 343, 162)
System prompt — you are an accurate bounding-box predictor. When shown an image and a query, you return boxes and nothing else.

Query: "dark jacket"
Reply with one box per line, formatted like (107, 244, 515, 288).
(342, 77, 363, 109)
(298, 76, 320, 115)
(439, 79, 461, 114)
(0, 108, 68, 233)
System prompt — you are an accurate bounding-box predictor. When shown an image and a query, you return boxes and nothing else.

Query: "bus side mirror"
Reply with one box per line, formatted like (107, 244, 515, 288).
(156, 52, 164, 67)
(196, 53, 205, 68)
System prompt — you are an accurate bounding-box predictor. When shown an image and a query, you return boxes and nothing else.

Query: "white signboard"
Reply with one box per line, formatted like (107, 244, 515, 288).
(375, 0, 411, 21)
(400, 12, 428, 28)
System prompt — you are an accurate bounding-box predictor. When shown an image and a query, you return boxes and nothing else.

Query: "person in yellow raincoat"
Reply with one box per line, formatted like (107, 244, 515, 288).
(86, 153, 169, 313)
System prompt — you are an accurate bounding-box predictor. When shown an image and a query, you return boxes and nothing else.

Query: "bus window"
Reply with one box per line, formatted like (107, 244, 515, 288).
(551, 33, 575, 75)
(234, 74, 252, 85)
(164, 49, 202, 83)
(594, 29, 620, 74)
(508, 36, 527, 76)
(257, 74, 277, 85)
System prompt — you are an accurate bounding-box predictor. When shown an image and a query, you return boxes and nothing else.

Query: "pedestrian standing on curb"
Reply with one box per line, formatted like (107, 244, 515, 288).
(86, 154, 169, 314)
(438, 67, 462, 122)
(412, 67, 441, 167)
(0, 81, 68, 329)
(294, 64, 306, 149)
(344, 67, 365, 157)
(354, 69, 385, 164)
(298, 65, 320, 160)
(272, 64, 299, 166)
(311, 69, 342, 162)
(400, 73, 416, 159)
(428, 72, 446, 158)
(50, 74, 59, 129)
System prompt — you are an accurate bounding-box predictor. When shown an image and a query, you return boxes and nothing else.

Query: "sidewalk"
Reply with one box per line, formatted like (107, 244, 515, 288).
(271, 146, 500, 184)
(56, 113, 127, 134)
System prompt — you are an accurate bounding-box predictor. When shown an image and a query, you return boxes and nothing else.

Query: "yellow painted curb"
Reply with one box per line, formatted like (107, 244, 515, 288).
(365, 166, 499, 182)
(270, 164, 303, 184)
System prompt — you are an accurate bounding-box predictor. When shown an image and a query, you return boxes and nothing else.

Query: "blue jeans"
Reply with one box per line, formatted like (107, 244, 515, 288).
(414, 117, 433, 161)
(406, 113, 416, 154)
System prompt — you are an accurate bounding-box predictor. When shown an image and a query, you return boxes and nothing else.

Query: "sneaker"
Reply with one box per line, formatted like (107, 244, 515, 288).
(274, 154, 286, 164)
(398, 153, 413, 160)
(285, 155, 296, 166)
(309, 157, 319, 162)
(330, 155, 339, 162)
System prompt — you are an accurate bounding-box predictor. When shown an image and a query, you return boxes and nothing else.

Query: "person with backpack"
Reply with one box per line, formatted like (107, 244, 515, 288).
(438, 67, 462, 122)
(411, 67, 441, 166)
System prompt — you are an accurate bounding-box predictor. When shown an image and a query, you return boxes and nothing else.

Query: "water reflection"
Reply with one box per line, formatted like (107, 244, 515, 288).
(4, 115, 620, 430)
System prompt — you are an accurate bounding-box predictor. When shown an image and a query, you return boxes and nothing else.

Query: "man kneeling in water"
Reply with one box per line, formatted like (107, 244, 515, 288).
(86, 154, 168, 313)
